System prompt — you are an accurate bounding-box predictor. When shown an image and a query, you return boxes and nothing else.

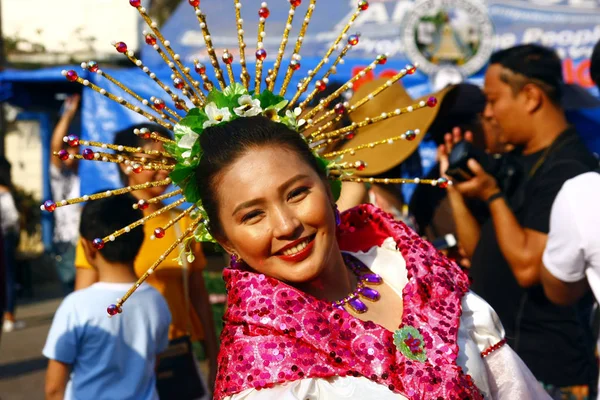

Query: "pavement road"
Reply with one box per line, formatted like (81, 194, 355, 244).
(0, 256, 223, 400)
(0, 294, 61, 400)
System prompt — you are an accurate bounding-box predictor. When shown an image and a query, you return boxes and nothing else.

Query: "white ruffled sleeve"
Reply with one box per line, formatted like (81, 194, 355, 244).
(484, 345, 551, 399)
(223, 376, 405, 400)
(461, 292, 551, 400)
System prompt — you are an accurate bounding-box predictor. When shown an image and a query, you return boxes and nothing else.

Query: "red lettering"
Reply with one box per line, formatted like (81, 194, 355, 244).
(563, 59, 593, 88)
(379, 70, 399, 79)
(576, 60, 593, 89)
(563, 58, 575, 84)
(351, 68, 402, 92)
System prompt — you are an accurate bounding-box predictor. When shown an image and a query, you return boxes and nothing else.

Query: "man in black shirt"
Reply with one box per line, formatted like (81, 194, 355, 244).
(441, 45, 598, 394)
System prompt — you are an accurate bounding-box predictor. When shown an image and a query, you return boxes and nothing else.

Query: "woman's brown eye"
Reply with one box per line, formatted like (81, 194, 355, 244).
(241, 210, 262, 222)
(287, 187, 309, 200)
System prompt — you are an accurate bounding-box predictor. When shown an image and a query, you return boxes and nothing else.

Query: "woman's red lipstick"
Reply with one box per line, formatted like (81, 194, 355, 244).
(275, 235, 315, 263)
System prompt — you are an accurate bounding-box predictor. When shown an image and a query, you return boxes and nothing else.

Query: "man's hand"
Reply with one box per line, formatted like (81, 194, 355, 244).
(50, 94, 82, 169)
(438, 127, 500, 201)
(454, 159, 501, 201)
(436, 127, 482, 258)
(438, 127, 474, 180)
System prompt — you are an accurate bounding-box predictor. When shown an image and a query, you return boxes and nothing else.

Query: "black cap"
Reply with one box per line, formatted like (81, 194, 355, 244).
(490, 44, 563, 100)
(428, 83, 486, 145)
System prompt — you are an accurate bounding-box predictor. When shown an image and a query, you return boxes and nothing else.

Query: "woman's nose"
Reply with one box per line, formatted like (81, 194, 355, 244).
(272, 207, 302, 239)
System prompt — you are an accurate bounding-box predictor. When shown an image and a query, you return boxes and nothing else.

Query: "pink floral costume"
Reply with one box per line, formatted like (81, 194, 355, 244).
(214, 205, 550, 400)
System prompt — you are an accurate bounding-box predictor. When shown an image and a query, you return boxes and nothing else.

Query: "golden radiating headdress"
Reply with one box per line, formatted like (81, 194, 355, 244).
(42, 0, 450, 316)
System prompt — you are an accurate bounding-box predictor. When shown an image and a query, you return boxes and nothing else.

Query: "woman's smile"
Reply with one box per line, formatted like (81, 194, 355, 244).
(274, 234, 316, 263)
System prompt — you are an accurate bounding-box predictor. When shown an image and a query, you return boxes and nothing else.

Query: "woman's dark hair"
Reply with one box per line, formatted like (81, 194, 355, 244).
(113, 123, 173, 185)
(196, 116, 325, 238)
(0, 156, 13, 189)
(427, 84, 486, 149)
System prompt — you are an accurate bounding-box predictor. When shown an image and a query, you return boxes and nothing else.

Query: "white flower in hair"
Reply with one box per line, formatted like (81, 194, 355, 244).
(175, 124, 199, 159)
(203, 103, 232, 128)
(234, 95, 262, 117)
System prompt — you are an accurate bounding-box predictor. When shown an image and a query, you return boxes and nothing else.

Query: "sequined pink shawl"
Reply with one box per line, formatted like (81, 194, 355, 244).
(214, 204, 482, 400)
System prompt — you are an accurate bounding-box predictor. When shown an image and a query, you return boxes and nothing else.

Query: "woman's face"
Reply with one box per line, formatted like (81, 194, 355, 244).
(215, 146, 339, 284)
(121, 141, 169, 198)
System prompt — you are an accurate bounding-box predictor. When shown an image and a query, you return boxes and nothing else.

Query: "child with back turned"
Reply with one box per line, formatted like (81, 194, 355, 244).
(43, 194, 171, 400)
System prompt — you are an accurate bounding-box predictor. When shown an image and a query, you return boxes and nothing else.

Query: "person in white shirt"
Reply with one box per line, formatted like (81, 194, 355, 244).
(541, 172, 600, 305)
(49, 94, 82, 294)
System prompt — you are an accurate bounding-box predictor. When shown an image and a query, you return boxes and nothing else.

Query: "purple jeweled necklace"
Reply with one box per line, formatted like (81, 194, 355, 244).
(331, 253, 383, 314)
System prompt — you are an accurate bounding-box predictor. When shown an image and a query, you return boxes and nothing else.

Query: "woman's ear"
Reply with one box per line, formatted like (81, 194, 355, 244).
(214, 233, 236, 256)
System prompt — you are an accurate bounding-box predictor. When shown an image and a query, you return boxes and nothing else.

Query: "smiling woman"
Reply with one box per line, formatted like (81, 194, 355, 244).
(192, 116, 550, 400)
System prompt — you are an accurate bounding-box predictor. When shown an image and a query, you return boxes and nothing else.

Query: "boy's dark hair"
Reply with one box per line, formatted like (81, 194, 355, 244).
(591, 40, 600, 90)
(113, 123, 173, 185)
(80, 193, 144, 263)
(490, 44, 563, 105)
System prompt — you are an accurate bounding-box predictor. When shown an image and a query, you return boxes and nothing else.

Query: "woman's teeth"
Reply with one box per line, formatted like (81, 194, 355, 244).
(282, 237, 311, 256)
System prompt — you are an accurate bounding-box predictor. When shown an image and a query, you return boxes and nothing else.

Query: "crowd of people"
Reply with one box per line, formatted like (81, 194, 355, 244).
(0, 35, 599, 400)
(333, 42, 600, 398)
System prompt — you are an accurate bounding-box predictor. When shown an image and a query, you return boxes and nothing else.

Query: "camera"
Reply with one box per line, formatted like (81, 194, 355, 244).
(445, 141, 521, 194)
(445, 141, 500, 182)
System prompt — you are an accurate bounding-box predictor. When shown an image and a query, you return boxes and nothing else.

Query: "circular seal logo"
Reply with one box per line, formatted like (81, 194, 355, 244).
(402, 0, 495, 77)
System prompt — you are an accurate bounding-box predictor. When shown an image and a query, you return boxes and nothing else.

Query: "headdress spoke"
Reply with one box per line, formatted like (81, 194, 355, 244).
(278, 0, 318, 97)
(193, 8, 228, 90)
(114, 216, 204, 310)
(266, 0, 301, 91)
(288, 3, 368, 108)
